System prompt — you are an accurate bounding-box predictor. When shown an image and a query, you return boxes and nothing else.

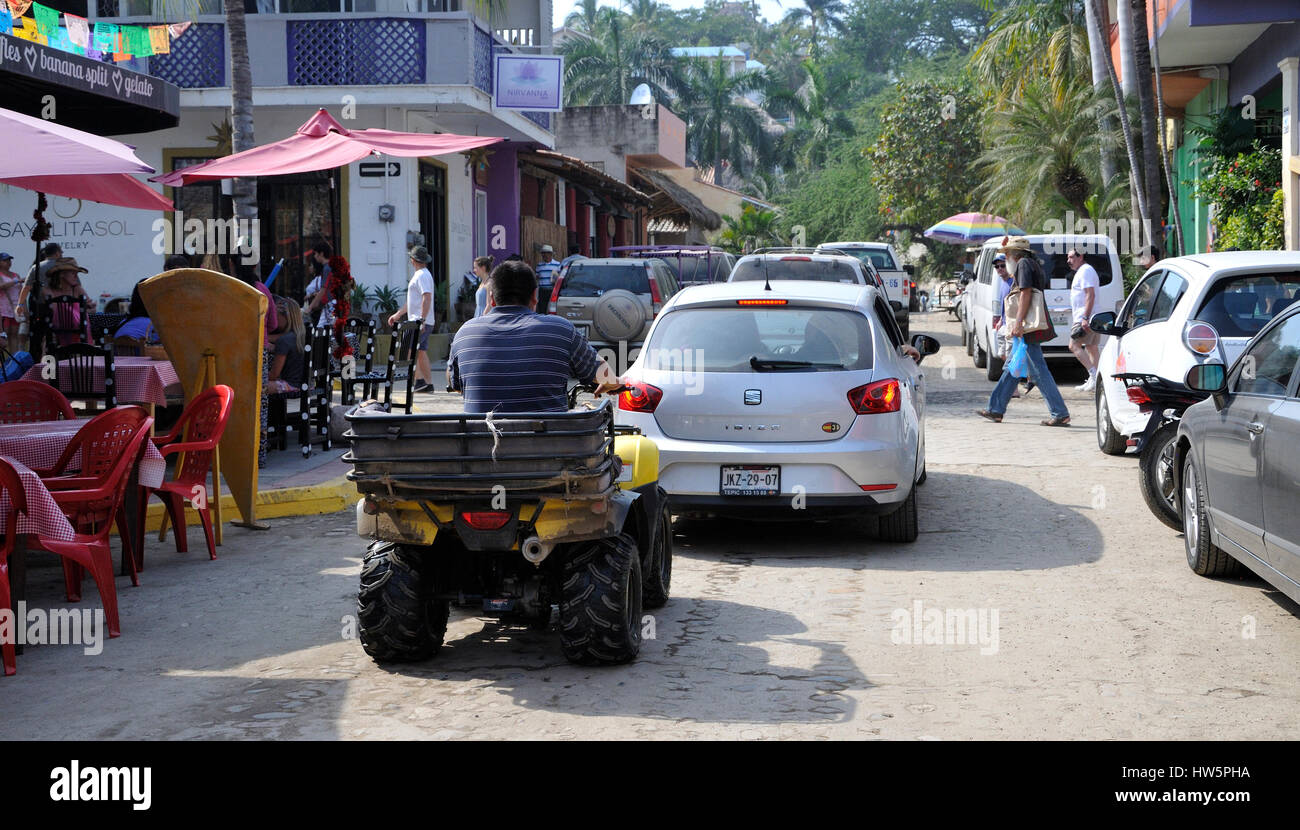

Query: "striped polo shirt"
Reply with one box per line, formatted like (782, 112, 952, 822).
(448, 305, 601, 413)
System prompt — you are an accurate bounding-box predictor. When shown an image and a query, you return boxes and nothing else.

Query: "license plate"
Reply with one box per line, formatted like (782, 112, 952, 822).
(1050, 311, 1071, 326)
(720, 465, 780, 496)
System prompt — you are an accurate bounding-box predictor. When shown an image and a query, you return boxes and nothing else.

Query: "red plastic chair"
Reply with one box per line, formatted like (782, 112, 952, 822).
(0, 457, 29, 675)
(34, 406, 153, 591)
(21, 413, 152, 647)
(147, 385, 234, 563)
(0, 380, 76, 424)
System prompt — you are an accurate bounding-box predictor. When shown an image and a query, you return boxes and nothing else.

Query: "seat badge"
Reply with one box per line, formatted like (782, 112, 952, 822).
(744, 389, 761, 405)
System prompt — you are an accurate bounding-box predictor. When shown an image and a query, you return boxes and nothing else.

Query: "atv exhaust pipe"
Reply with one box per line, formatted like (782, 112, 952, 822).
(521, 535, 554, 564)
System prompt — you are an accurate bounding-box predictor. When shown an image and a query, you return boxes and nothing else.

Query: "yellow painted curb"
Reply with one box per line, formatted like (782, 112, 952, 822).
(140, 475, 357, 531)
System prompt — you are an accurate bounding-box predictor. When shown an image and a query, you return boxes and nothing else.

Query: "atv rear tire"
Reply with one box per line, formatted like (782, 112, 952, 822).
(641, 489, 673, 609)
(357, 542, 449, 663)
(559, 533, 643, 665)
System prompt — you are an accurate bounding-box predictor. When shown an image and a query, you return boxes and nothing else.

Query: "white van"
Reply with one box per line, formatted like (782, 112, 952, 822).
(966, 234, 1125, 380)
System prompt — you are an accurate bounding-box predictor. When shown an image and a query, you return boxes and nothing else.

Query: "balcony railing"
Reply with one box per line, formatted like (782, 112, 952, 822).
(288, 18, 426, 85)
(148, 22, 225, 88)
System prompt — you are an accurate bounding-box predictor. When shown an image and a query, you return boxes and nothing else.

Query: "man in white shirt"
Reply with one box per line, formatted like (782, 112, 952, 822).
(388, 246, 436, 393)
(1067, 247, 1101, 390)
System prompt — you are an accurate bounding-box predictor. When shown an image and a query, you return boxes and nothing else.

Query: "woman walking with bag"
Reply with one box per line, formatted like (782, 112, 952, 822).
(976, 237, 1070, 426)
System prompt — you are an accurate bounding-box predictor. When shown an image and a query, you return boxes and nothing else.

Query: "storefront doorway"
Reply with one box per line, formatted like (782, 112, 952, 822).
(418, 160, 448, 324)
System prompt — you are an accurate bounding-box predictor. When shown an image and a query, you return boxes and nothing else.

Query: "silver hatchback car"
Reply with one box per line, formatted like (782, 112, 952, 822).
(615, 280, 938, 541)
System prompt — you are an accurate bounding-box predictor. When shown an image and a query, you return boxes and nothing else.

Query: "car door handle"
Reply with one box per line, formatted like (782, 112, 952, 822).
(1247, 422, 1265, 435)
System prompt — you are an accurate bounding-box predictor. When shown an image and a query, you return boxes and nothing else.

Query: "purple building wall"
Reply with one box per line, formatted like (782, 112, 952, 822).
(485, 144, 521, 261)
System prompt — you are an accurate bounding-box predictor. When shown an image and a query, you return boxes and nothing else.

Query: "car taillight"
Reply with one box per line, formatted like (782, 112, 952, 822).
(859, 483, 898, 491)
(847, 379, 901, 414)
(780, 256, 811, 261)
(647, 264, 662, 316)
(618, 381, 663, 413)
(460, 511, 511, 530)
(1126, 386, 1151, 405)
(1183, 321, 1219, 356)
(547, 274, 564, 314)
(737, 299, 787, 306)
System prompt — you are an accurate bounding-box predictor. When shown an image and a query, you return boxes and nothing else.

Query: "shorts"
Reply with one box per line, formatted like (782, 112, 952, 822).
(417, 324, 434, 351)
(1071, 326, 1100, 348)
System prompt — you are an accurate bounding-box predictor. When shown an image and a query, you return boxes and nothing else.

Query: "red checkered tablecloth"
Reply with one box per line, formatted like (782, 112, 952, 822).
(21, 357, 181, 407)
(0, 455, 76, 542)
(0, 419, 166, 489)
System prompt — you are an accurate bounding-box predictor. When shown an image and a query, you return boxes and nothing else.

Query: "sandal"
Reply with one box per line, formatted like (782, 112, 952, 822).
(975, 409, 1003, 423)
(1041, 416, 1071, 427)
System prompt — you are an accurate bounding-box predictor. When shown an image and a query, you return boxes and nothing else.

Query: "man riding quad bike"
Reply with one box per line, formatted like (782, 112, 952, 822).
(344, 259, 673, 665)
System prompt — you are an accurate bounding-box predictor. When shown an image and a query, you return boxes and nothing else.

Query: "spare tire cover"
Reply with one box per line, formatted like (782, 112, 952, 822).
(592, 289, 645, 342)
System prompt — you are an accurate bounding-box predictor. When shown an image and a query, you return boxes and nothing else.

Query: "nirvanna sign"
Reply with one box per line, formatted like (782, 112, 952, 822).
(493, 55, 563, 113)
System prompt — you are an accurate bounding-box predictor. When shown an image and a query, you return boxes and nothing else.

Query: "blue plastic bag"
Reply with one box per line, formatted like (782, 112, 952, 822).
(1004, 337, 1029, 379)
(0, 350, 33, 382)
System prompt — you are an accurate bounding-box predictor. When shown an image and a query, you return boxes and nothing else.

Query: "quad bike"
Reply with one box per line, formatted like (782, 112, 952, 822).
(344, 384, 672, 666)
(1114, 372, 1211, 531)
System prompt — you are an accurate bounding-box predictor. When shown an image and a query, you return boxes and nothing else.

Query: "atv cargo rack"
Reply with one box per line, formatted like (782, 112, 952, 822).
(343, 400, 617, 498)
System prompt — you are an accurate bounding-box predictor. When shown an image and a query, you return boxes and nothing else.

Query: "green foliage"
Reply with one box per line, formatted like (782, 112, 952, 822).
(372, 284, 401, 315)
(777, 143, 882, 245)
(718, 205, 786, 253)
(968, 0, 1088, 102)
(1186, 105, 1256, 164)
(1192, 144, 1285, 251)
(670, 58, 771, 176)
(350, 282, 371, 314)
(560, 8, 680, 105)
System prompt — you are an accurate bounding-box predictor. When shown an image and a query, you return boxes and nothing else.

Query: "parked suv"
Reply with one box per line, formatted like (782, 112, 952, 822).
(613, 245, 735, 285)
(816, 241, 913, 338)
(1091, 251, 1300, 454)
(965, 234, 1124, 380)
(548, 257, 681, 371)
(730, 249, 883, 293)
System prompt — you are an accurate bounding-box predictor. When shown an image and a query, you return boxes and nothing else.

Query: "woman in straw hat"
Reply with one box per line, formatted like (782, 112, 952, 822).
(976, 236, 1070, 427)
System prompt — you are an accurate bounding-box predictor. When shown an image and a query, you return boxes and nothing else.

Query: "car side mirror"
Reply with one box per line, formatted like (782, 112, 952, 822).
(889, 300, 904, 311)
(911, 334, 940, 362)
(903, 264, 915, 275)
(1090, 311, 1122, 335)
(1185, 363, 1226, 394)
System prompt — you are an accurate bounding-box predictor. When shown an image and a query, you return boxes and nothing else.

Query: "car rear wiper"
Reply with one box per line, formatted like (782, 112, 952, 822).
(749, 357, 844, 371)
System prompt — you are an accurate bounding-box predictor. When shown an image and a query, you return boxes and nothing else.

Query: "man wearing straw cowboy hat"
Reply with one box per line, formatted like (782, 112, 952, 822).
(976, 236, 1070, 427)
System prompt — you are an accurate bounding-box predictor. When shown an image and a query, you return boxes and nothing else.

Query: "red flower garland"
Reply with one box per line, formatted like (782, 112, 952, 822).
(326, 255, 354, 359)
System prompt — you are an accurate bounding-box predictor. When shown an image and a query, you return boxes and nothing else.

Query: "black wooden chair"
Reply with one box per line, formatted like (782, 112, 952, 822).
(89, 313, 129, 347)
(266, 327, 334, 458)
(48, 343, 116, 412)
(340, 318, 382, 405)
(43, 296, 90, 352)
(385, 320, 422, 414)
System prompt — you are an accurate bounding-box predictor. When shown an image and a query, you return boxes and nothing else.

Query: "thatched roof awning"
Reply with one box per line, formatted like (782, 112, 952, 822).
(631, 167, 723, 231)
(518, 149, 651, 206)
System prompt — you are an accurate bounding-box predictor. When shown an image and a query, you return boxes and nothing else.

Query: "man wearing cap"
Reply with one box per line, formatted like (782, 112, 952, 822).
(0, 252, 21, 346)
(388, 246, 436, 393)
(535, 245, 561, 295)
(977, 236, 1070, 426)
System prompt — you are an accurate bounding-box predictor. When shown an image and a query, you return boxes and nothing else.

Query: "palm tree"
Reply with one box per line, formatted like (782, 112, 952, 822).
(560, 8, 679, 105)
(764, 59, 854, 171)
(977, 77, 1119, 222)
(222, 0, 256, 228)
(719, 205, 785, 253)
(564, 0, 601, 33)
(969, 0, 1089, 102)
(672, 58, 771, 178)
(622, 0, 664, 32)
(781, 0, 847, 56)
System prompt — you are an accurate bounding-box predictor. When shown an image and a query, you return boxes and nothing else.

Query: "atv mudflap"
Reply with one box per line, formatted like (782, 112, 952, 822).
(355, 490, 640, 548)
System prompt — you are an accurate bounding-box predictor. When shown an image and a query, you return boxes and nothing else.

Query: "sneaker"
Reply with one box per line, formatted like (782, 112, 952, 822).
(412, 381, 433, 393)
(1077, 374, 1097, 392)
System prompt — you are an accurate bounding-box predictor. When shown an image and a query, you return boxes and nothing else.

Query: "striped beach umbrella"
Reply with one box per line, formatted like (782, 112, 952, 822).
(923, 212, 1025, 244)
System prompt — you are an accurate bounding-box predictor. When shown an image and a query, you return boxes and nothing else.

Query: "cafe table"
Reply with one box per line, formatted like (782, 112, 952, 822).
(1, 454, 80, 648)
(21, 356, 182, 409)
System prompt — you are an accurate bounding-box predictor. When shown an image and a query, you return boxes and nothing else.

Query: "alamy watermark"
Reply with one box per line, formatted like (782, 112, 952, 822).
(0, 601, 104, 656)
(890, 600, 1000, 655)
(151, 210, 260, 265)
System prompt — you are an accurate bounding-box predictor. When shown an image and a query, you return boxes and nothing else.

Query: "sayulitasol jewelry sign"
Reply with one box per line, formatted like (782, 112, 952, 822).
(493, 55, 562, 112)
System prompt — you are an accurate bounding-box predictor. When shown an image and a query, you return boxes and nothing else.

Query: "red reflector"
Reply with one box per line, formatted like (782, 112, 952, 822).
(460, 511, 511, 530)
(859, 484, 898, 492)
(618, 381, 663, 413)
(847, 379, 902, 414)
(780, 256, 811, 261)
(1126, 387, 1151, 405)
(737, 299, 788, 306)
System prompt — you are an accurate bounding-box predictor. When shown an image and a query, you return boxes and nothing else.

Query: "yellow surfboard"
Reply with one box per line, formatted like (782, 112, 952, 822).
(139, 268, 266, 527)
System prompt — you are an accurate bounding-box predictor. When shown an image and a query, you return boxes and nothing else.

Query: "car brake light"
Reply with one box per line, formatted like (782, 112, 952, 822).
(847, 379, 901, 414)
(618, 381, 663, 413)
(737, 299, 787, 306)
(460, 511, 511, 530)
(1183, 321, 1219, 356)
(859, 483, 897, 491)
(547, 273, 564, 314)
(647, 263, 662, 316)
(780, 256, 811, 261)
(1126, 386, 1151, 405)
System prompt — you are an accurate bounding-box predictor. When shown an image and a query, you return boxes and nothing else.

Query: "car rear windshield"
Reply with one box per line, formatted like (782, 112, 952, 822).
(559, 264, 650, 297)
(832, 248, 898, 271)
(676, 255, 730, 284)
(642, 306, 874, 372)
(1026, 244, 1114, 286)
(1195, 272, 1300, 338)
(731, 257, 862, 284)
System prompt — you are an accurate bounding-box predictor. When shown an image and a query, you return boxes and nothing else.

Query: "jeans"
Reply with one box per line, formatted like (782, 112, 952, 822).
(987, 340, 1069, 419)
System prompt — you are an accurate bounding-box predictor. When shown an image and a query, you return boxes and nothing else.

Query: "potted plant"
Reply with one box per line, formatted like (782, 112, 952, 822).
(370, 284, 402, 365)
(350, 283, 373, 320)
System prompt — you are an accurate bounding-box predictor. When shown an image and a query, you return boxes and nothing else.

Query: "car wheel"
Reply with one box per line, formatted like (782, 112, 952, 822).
(1139, 422, 1183, 530)
(960, 325, 968, 347)
(965, 327, 975, 356)
(986, 349, 1004, 381)
(973, 336, 987, 369)
(877, 485, 918, 543)
(1182, 455, 1241, 577)
(1096, 385, 1127, 455)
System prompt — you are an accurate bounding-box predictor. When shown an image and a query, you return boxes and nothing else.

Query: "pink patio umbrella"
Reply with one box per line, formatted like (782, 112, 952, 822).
(0, 106, 155, 179)
(155, 109, 504, 186)
(1, 173, 172, 211)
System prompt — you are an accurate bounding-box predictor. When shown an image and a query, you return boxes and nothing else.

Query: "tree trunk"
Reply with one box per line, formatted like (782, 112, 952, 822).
(1089, 0, 1149, 241)
(1129, 0, 1164, 252)
(1116, 0, 1137, 97)
(224, 0, 258, 247)
(1084, 0, 1116, 183)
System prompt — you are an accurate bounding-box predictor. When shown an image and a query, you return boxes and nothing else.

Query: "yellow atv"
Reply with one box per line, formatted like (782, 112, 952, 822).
(344, 386, 670, 665)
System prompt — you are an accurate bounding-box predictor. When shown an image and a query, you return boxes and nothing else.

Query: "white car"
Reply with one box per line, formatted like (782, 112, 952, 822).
(1092, 251, 1300, 454)
(615, 279, 939, 541)
(965, 234, 1125, 379)
(815, 241, 913, 338)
